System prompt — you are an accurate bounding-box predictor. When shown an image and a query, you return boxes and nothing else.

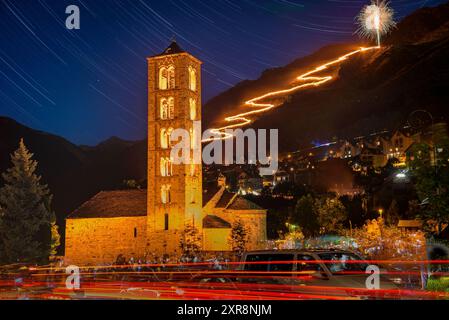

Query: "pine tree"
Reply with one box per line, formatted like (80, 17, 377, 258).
(228, 219, 248, 258)
(0, 139, 60, 264)
(179, 224, 202, 258)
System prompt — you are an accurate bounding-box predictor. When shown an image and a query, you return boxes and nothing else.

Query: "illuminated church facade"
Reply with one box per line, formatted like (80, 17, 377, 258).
(64, 42, 267, 265)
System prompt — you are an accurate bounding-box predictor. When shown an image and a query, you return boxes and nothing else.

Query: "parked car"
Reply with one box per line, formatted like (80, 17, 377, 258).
(236, 249, 401, 299)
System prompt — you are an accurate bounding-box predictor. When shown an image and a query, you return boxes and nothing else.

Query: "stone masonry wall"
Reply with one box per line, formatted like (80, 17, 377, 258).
(65, 216, 147, 266)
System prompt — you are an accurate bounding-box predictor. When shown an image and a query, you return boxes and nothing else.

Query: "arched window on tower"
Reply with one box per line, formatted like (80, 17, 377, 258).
(188, 66, 196, 91)
(159, 67, 167, 90)
(168, 66, 175, 89)
(166, 157, 173, 176)
(168, 97, 175, 119)
(160, 128, 168, 149)
(159, 65, 175, 90)
(189, 98, 196, 120)
(160, 157, 173, 177)
(161, 185, 171, 204)
(167, 127, 174, 147)
(160, 157, 166, 176)
(160, 98, 168, 120)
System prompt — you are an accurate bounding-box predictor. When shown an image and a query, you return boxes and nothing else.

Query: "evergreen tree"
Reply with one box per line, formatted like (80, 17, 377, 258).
(340, 195, 365, 228)
(290, 194, 320, 238)
(228, 219, 248, 257)
(316, 196, 347, 235)
(0, 139, 60, 264)
(179, 223, 202, 258)
(409, 137, 449, 235)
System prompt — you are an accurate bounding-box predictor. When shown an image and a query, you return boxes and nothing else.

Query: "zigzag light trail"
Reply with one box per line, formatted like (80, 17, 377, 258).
(204, 46, 380, 142)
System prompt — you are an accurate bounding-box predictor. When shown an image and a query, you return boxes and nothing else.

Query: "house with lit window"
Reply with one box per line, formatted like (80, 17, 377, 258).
(382, 129, 414, 167)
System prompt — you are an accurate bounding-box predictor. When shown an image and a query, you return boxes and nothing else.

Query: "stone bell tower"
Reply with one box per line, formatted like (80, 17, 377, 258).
(146, 41, 203, 255)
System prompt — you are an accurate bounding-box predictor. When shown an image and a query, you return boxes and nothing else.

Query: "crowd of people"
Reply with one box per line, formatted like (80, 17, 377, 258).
(113, 252, 233, 272)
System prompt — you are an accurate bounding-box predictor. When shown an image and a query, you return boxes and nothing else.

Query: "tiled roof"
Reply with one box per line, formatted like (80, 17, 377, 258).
(202, 184, 220, 207)
(216, 190, 236, 208)
(205, 187, 265, 211)
(157, 41, 185, 56)
(203, 215, 231, 228)
(227, 196, 264, 210)
(68, 190, 147, 219)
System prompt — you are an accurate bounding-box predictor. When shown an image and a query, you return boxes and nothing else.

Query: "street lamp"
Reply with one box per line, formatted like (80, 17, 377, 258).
(396, 172, 406, 179)
(378, 208, 383, 218)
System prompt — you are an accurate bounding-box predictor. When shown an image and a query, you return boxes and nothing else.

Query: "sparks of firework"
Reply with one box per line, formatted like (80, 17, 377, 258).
(356, 1, 396, 47)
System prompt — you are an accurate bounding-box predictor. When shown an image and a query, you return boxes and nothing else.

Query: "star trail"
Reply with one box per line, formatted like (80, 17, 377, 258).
(0, 0, 446, 145)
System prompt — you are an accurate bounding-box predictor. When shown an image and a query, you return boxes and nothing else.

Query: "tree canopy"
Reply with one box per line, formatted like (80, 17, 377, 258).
(0, 139, 60, 264)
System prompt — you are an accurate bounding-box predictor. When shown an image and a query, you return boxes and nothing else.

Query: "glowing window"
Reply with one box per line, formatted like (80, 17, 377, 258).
(166, 157, 173, 176)
(160, 128, 168, 149)
(189, 98, 196, 120)
(168, 97, 174, 119)
(160, 157, 166, 176)
(160, 157, 173, 177)
(167, 127, 174, 147)
(160, 98, 169, 120)
(159, 65, 175, 90)
(159, 67, 168, 90)
(168, 66, 175, 89)
(188, 66, 196, 91)
(161, 185, 171, 204)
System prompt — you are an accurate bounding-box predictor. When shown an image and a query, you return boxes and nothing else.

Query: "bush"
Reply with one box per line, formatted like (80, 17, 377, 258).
(351, 218, 426, 261)
(427, 277, 449, 292)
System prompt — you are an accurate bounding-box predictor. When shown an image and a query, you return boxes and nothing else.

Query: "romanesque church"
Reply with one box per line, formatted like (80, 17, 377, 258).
(64, 42, 267, 265)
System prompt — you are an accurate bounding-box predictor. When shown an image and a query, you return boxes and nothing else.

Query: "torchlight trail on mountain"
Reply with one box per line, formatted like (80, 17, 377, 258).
(203, 46, 380, 142)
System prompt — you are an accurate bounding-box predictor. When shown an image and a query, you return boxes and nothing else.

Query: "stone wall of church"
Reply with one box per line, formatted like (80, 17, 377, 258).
(146, 230, 182, 257)
(207, 208, 267, 251)
(65, 216, 147, 265)
(236, 212, 267, 251)
(223, 211, 266, 251)
(203, 228, 231, 251)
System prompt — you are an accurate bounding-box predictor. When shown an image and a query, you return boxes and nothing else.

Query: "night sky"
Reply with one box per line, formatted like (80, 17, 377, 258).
(0, 0, 446, 145)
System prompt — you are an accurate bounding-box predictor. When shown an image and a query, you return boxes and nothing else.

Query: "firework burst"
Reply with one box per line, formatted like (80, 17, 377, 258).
(356, 1, 396, 47)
